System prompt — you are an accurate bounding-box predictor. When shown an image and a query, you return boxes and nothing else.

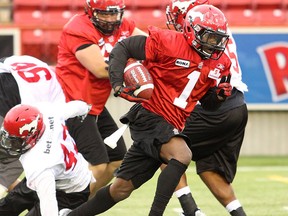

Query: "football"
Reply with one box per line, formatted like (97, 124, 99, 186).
(123, 59, 154, 100)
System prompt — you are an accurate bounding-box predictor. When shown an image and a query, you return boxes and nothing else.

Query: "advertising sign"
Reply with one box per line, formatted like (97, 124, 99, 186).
(232, 28, 288, 110)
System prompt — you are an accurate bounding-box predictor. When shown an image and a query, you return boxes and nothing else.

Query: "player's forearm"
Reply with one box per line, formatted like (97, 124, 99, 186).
(60, 101, 90, 120)
(34, 171, 58, 216)
(109, 35, 147, 90)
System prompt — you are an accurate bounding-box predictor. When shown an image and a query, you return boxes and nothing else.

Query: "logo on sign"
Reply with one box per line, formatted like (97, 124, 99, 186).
(257, 42, 288, 102)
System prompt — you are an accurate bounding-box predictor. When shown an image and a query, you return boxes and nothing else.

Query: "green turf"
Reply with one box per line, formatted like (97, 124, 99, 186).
(238, 156, 288, 166)
(18, 156, 288, 215)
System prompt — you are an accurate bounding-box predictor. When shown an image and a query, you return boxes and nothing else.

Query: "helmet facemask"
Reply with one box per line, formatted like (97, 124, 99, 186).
(192, 25, 229, 60)
(90, 8, 124, 35)
(0, 128, 33, 156)
(166, 8, 185, 32)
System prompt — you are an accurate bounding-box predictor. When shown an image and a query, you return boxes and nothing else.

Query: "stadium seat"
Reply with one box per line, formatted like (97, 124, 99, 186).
(44, 10, 75, 26)
(222, 0, 255, 26)
(126, 9, 167, 31)
(125, 0, 134, 9)
(13, 0, 45, 9)
(222, 0, 252, 6)
(209, 0, 225, 9)
(21, 29, 45, 45)
(253, 0, 284, 6)
(21, 29, 61, 64)
(44, 29, 62, 44)
(132, 0, 168, 9)
(225, 7, 256, 26)
(13, 10, 44, 25)
(43, 0, 74, 8)
(72, 0, 85, 10)
(21, 29, 62, 45)
(255, 7, 287, 25)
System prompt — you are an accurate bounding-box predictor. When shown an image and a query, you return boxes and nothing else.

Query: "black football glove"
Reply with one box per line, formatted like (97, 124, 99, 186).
(104, 60, 109, 71)
(114, 85, 147, 103)
(216, 74, 232, 101)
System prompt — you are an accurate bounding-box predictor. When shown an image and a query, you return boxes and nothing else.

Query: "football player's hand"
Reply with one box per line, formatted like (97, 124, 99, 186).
(216, 74, 232, 101)
(114, 85, 147, 103)
(78, 104, 92, 122)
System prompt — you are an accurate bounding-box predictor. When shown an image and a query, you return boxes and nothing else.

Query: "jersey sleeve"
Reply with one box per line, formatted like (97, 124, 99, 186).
(59, 100, 90, 120)
(145, 28, 161, 61)
(32, 169, 58, 216)
(62, 15, 100, 54)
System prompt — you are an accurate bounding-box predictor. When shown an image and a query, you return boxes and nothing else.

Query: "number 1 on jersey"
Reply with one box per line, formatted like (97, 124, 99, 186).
(173, 71, 201, 109)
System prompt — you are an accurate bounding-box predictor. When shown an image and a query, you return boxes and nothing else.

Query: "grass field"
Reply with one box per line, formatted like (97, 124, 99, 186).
(19, 156, 288, 216)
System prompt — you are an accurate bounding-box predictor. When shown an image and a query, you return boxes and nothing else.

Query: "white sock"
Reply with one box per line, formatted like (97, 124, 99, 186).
(175, 186, 191, 198)
(0, 184, 8, 198)
(226, 200, 242, 213)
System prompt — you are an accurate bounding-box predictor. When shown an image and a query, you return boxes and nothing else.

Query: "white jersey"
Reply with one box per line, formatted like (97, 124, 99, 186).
(225, 29, 248, 93)
(0, 55, 66, 105)
(20, 101, 92, 192)
(19, 101, 93, 216)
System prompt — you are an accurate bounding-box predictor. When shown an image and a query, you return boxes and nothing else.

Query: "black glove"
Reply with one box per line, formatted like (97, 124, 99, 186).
(216, 74, 232, 101)
(104, 60, 109, 71)
(114, 85, 147, 103)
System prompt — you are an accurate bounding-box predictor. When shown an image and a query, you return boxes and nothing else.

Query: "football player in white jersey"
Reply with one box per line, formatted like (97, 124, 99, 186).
(0, 54, 127, 199)
(0, 55, 66, 198)
(0, 101, 93, 216)
(165, 1, 248, 216)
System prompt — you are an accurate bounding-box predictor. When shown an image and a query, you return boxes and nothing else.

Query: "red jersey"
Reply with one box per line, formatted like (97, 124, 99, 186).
(142, 27, 231, 130)
(56, 13, 136, 115)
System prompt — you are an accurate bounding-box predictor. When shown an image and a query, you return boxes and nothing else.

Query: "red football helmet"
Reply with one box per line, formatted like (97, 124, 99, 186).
(166, 0, 209, 32)
(86, 0, 125, 35)
(183, 4, 229, 60)
(0, 104, 45, 156)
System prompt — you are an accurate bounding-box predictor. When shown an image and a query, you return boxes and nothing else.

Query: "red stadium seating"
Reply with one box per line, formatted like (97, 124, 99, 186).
(43, 10, 75, 26)
(254, 0, 287, 25)
(126, 9, 167, 31)
(222, 0, 252, 6)
(21, 29, 61, 64)
(255, 7, 287, 25)
(13, 0, 45, 9)
(225, 7, 256, 26)
(43, 0, 74, 8)
(125, 0, 134, 9)
(132, 0, 168, 9)
(253, 0, 284, 6)
(12, 0, 288, 65)
(209, 0, 225, 9)
(13, 10, 44, 25)
(72, 0, 85, 10)
(21, 29, 45, 44)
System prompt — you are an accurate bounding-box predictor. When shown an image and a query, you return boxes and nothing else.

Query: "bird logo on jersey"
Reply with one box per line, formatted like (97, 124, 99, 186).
(19, 115, 40, 136)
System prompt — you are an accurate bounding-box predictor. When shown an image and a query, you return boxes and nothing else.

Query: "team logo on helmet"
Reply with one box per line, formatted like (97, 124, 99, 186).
(172, 1, 196, 14)
(19, 115, 40, 136)
(189, 11, 204, 22)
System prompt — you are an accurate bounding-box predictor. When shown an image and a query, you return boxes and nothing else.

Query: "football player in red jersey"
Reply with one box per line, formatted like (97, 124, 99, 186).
(166, 1, 248, 216)
(63, 5, 233, 216)
(55, 0, 148, 196)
